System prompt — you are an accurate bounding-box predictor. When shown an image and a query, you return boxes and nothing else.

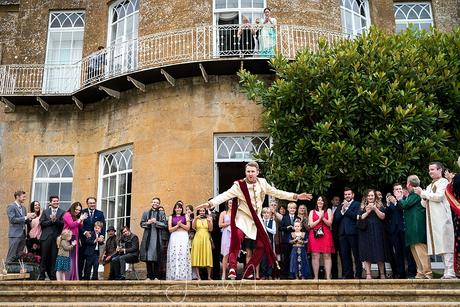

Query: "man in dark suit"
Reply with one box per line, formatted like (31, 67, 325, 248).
(279, 202, 299, 278)
(6, 191, 36, 262)
(110, 226, 139, 280)
(330, 195, 341, 279)
(334, 187, 362, 279)
(386, 183, 416, 278)
(39, 195, 64, 280)
(79, 196, 106, 279)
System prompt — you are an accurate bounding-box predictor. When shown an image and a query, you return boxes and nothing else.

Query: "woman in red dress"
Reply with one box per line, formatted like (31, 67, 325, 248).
(308, 196, 335, 279)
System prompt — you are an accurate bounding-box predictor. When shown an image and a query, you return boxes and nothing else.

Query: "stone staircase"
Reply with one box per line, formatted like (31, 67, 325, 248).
(0, 279, 459, 306)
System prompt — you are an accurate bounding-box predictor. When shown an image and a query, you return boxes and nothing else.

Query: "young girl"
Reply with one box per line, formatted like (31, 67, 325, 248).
(289, 221, 311, 279)
(55, 229, 76, 281)
(219, 200, 232, 279)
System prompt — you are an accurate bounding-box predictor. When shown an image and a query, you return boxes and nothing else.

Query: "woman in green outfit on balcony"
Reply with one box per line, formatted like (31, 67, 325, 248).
(259, 7, 277, 57)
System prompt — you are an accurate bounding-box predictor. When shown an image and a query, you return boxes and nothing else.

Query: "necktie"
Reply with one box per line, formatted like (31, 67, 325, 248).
(290, 215, 294, 224)
(17, 205, 23, 216)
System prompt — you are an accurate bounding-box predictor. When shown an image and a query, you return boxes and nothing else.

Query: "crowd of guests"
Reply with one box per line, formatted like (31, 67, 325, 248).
(5, 161, 460, 280)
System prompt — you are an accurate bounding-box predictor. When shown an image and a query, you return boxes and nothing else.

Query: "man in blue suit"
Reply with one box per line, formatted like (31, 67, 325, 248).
(79, 196, 105, 279)
(386, 183, 416, 278)
(6, 191, 36, 262)
(334, 187, 362, 279)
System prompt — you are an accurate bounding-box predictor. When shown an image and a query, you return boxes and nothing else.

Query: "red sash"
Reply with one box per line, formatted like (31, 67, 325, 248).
(446, 183, 460, 217)
(229, 180, 277, 266)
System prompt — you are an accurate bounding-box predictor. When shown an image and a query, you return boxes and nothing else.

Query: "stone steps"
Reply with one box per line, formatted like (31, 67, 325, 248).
(0, 280, 458, 305)
(4, 304, 460, 307)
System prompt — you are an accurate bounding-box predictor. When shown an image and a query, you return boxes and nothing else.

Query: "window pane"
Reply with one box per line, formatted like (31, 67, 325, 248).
(60, 183, 72, 202)
(118, 173, 127, 195)
(47, 182, 60, 197)
(254, 0, 264, 8)
(241, 0, 251, 8)
(34, 183, 48, 204)
(102, 177, 109, 198)
(215, 0, 225, 9)
(127, 172, 132, 193)
(108, 197, 116, 218)
(228, 0, 238, 8)
(109, 176, 116, 197)
(117, 195, 126, 218)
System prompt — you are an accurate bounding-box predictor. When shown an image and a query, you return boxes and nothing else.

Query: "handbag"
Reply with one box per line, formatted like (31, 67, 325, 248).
(313, 226, 324, 238)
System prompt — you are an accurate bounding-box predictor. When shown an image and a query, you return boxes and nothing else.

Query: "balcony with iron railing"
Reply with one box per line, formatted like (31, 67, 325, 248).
(0, 25, 346, 109)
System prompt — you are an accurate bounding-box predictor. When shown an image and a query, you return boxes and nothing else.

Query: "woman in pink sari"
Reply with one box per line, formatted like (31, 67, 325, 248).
(63, 202, 88, 280)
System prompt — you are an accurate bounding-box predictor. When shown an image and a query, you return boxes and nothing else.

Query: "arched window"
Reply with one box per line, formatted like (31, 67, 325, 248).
(32, 156, 75, 211)
(44, 11, 85, 93)
(98, 146, 133, 231)
(394, 3, 433, 32)
(340, 0, 370, 37)
(108, 0, 140, 73)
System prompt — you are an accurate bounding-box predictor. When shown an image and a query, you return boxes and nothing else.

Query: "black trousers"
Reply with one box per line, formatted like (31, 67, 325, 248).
(388, 230, 406, 278)
(339, 234, 362, 278)
(281, 242, 291, 278)
(110, 253, 138, 279)
(83, 253, 99, 280)
(39, 237, 58, 280)
(146, 260, 159, 279)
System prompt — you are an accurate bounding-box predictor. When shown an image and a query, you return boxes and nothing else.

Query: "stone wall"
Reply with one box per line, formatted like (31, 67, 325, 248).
(0, 75, 264, 258)
(431, 0, 460, 32)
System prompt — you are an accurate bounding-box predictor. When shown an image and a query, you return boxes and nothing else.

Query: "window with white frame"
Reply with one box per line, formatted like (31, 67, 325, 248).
(340, 0, 370, 38)
(108, 0, 140, 74)
(213, 0, 266, 55)
(98, 146, 133, 231)
(214, 0, 265, 25)
(215, 134, 270, 161)
(44, 11, 85, 93)
(32, 156, 74, 211)
(214, 134, 270, 196)
(394, 2, 433, 32)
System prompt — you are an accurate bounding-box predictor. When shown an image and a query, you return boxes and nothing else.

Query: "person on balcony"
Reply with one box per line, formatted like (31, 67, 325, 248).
(259, 7, 277, 57)
(87, 46, 105, 83)
(238, 16, 256, 56)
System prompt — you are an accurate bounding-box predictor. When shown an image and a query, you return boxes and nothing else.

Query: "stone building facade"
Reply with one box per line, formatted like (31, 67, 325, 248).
(0, 0, 458, 259)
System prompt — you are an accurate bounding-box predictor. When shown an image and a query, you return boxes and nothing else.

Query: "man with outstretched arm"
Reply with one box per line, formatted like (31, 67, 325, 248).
(199, 161, 312, 279)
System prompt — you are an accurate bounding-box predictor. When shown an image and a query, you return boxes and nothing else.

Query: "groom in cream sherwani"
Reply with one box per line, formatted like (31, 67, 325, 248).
(200, 161, 312, 279)
(414, 161, 456, 279)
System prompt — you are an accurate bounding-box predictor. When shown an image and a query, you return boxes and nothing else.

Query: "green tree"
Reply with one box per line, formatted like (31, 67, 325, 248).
(239, 27, 460, 194)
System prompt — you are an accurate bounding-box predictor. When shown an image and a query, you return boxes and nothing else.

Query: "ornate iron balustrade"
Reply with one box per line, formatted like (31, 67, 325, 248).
(0, 25, 346, 96)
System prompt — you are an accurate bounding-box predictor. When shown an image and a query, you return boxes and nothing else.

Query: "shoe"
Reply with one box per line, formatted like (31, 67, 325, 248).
(242, 274, 254, 279)
(441, 275, 457, 279)
(228, 268, 236, 280)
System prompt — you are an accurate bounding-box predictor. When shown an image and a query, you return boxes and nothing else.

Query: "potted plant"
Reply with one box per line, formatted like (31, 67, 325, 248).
(7, 252, 41, 280)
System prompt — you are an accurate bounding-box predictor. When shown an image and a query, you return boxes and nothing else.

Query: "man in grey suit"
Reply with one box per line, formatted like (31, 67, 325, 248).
(6, 191, 36, 262)
(39, 195, 64, 280)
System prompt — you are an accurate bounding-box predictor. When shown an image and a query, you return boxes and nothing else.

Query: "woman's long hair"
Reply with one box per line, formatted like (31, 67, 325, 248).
(68, 201, 82, 220)
(29, 200, 41, 216)
(361, 189, 383, 210)
(171, 201, 185, 216)
(452, 173, 460, 199)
